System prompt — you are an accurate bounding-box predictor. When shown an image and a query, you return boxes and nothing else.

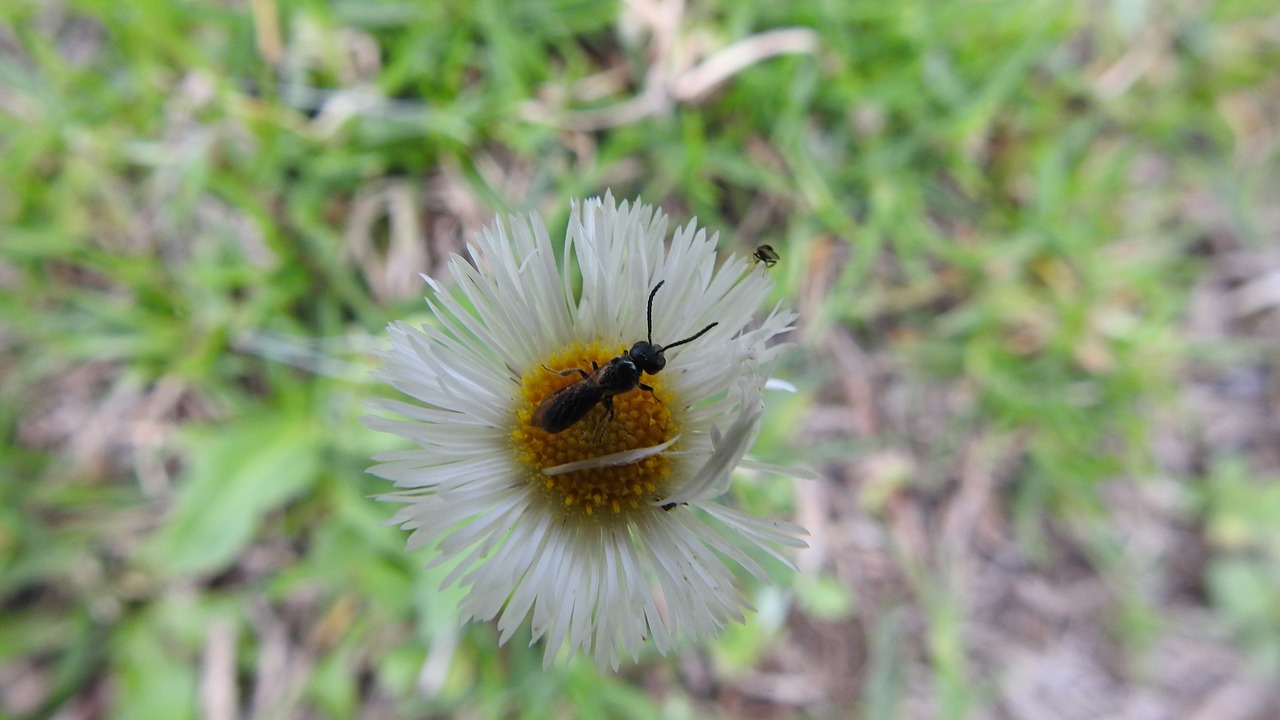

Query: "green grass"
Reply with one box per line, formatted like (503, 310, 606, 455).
(3, 0, 1279, 717)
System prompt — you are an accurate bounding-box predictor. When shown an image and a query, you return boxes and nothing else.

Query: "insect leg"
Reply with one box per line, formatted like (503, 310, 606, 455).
(542, 365, 591, 379)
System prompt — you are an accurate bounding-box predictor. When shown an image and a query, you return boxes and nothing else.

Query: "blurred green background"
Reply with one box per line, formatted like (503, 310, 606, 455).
(3, 0, 1280, 717)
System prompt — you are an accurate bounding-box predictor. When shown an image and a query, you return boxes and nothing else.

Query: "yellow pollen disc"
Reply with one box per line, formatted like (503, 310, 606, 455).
(512, 342, 677, 521)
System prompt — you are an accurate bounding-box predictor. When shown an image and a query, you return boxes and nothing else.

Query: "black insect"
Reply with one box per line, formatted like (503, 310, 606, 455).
(752, 244, 780, 268)
(530, 281, 718, 434)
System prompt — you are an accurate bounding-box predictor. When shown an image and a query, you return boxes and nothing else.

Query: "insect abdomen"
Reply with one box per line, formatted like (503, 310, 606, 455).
(530, 382, 606, 433)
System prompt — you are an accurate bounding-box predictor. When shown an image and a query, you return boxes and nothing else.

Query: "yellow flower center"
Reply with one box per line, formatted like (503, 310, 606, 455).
(512, 342, 676, 520)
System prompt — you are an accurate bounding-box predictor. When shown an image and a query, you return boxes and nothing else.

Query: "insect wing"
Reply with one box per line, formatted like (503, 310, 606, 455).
(531, 380, 605, 433)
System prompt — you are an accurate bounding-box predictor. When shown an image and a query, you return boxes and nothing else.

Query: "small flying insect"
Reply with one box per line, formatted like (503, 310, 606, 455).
(530, 281, 718, 434)
(752, 244, 780, 269)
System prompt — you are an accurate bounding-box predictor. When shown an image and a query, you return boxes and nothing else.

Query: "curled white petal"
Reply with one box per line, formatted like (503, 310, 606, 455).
(765, 377, 797, 393)
(541, 436, 681, 476)
(738, 458, 824, 481)
(661, 403, 762, 505)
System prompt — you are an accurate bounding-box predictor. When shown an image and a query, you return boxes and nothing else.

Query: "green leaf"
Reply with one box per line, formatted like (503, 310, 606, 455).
(111, 616, 198, 720)
(145, 416, 320, 576)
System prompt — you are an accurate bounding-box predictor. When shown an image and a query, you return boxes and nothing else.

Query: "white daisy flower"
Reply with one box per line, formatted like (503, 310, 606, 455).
(364, 192, 806, 671)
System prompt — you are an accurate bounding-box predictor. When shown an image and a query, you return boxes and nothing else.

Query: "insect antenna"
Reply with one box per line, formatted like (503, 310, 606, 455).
(646, 280, 665, 343)
(660, 321, 719, 351)
(646, 280, 718, 351)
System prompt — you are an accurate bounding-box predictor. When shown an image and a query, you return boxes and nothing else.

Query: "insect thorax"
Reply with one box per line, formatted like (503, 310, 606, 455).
(596, 356, 641, 393)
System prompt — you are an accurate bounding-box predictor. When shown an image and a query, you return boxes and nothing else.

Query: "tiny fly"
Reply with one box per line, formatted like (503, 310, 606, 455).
(752, 244, 780, 268)
(530, 281, 718, 434)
